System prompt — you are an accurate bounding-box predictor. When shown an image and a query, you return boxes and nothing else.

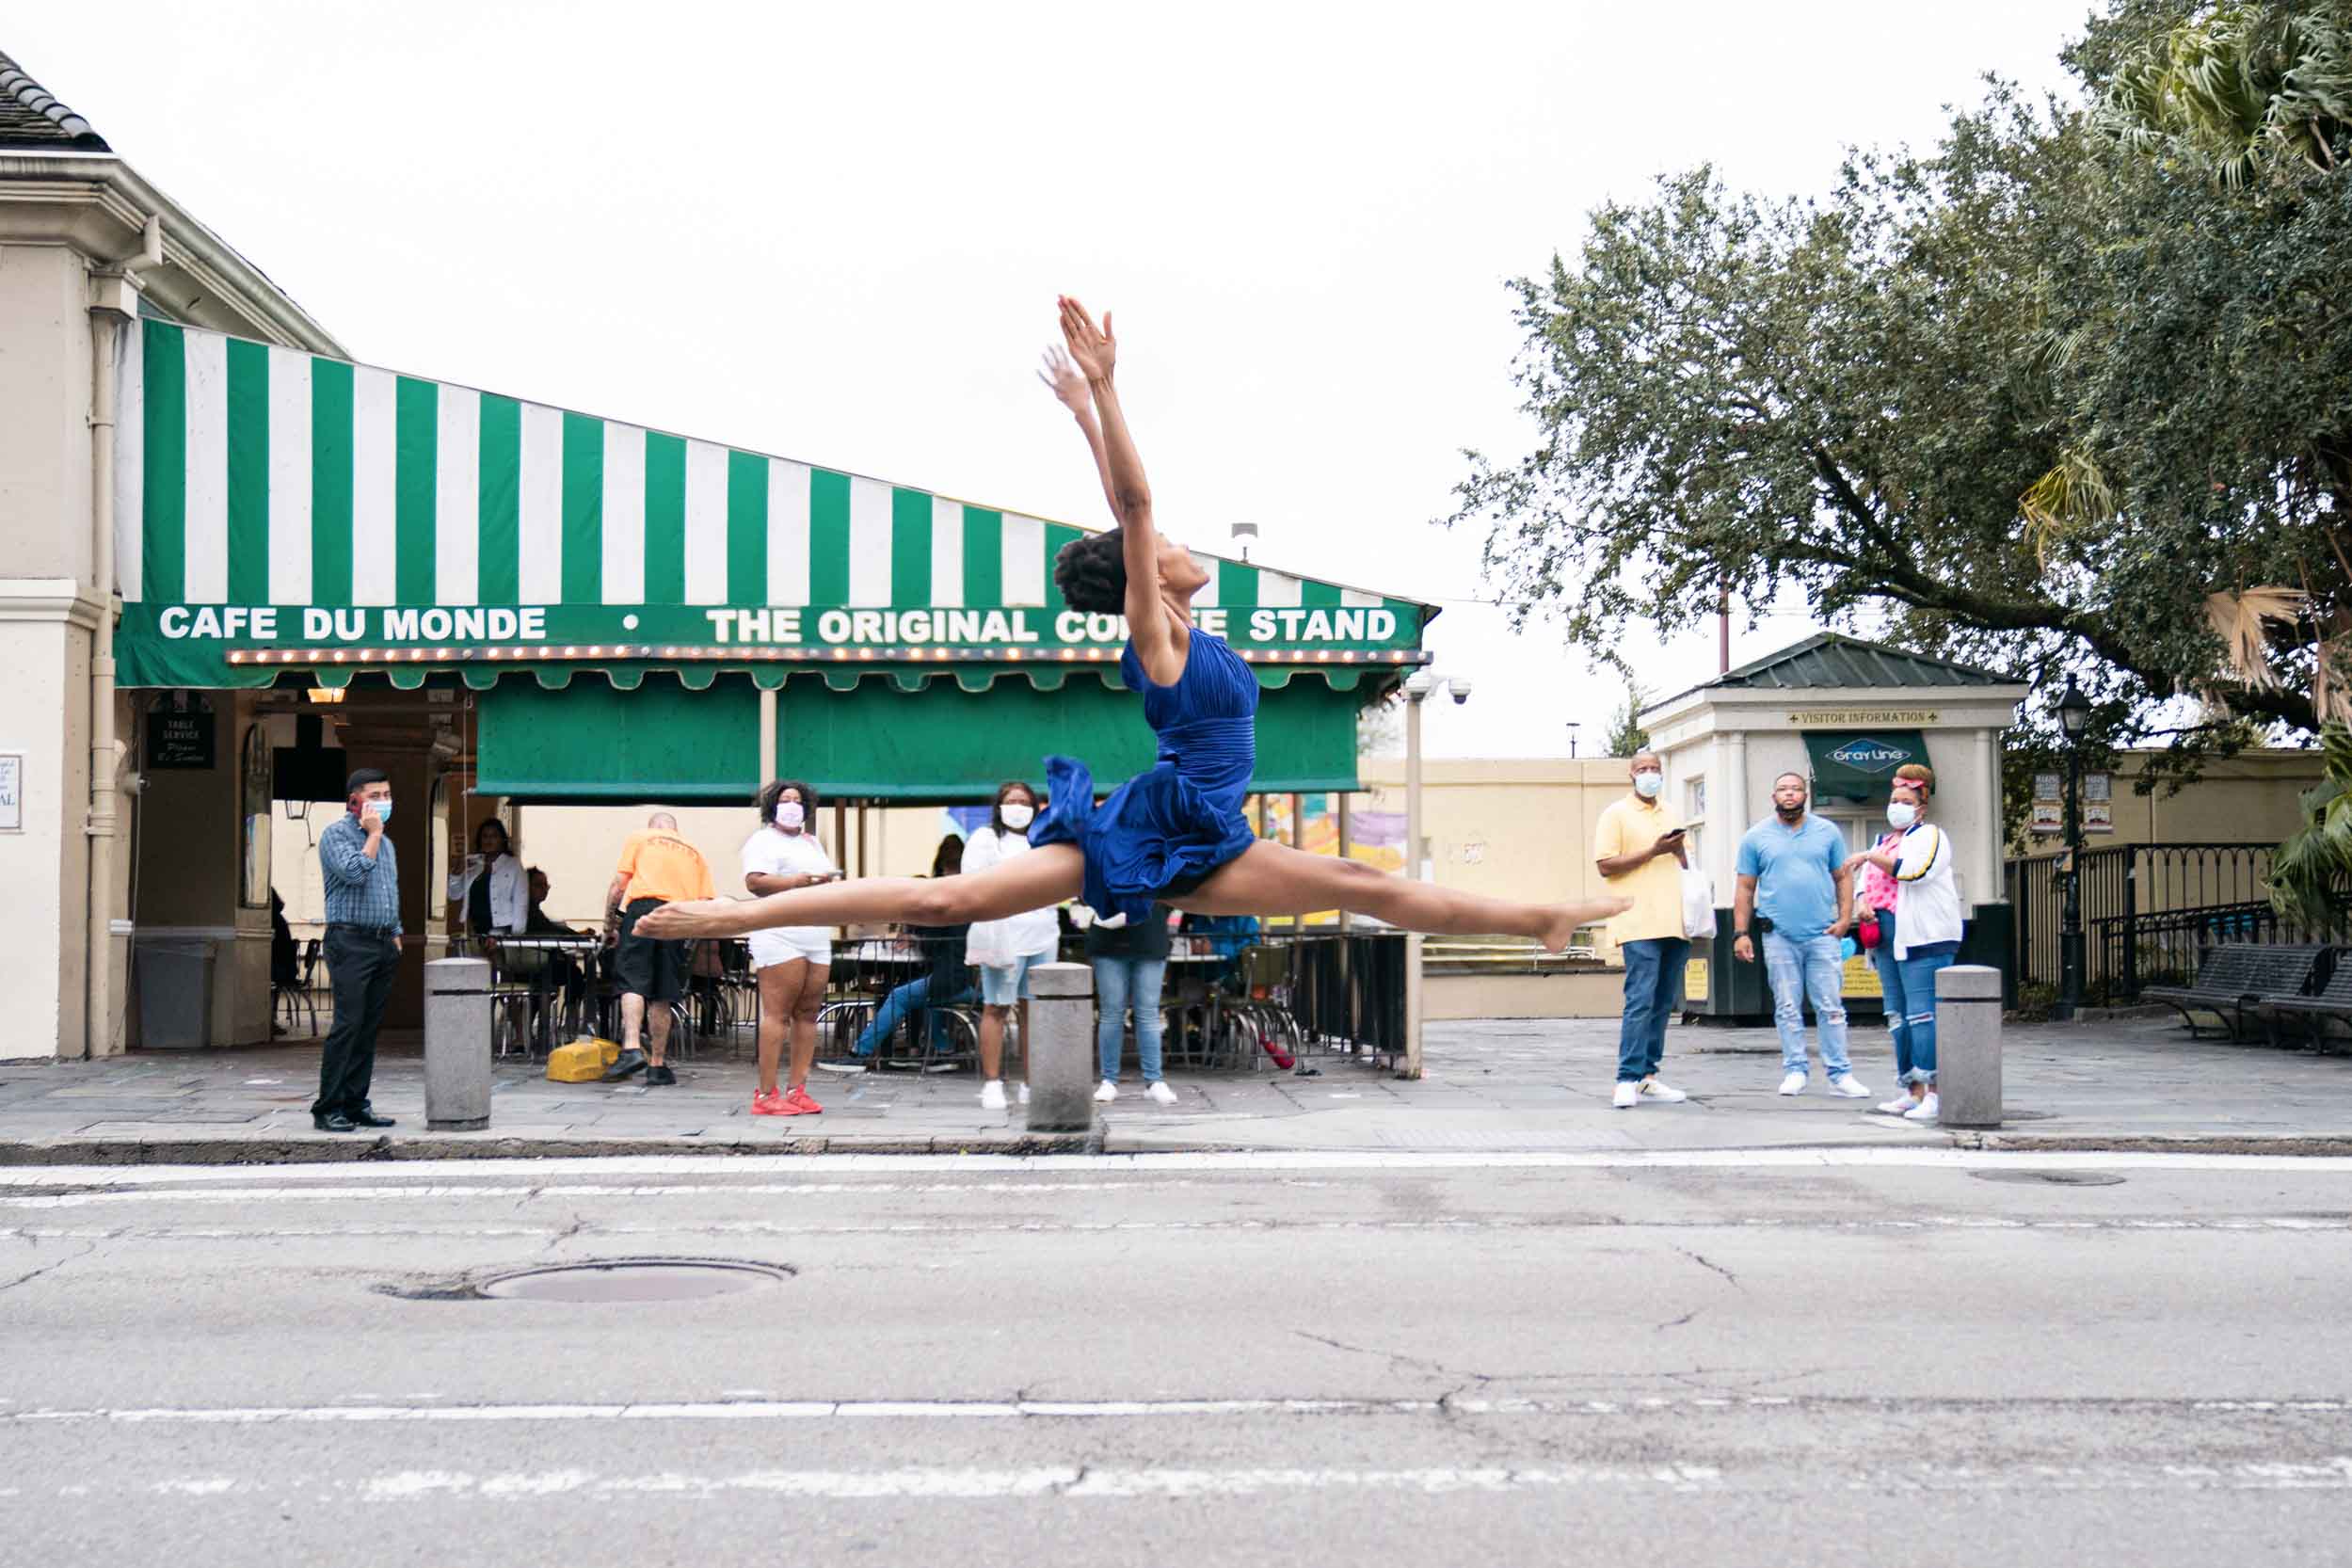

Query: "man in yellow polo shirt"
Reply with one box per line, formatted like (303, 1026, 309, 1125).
(1593, 752, 1692, 1109)
(602, 811, 717, 1086)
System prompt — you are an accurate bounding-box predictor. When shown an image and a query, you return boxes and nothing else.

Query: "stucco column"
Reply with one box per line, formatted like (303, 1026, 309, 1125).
(1722, 730, 1749, 878)
(1975, 727, 2000, 909)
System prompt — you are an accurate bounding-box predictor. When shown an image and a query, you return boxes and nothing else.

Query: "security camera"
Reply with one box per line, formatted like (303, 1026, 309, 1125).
(1447, 677, 1474, 705)
(1404, 671, 1435, 698)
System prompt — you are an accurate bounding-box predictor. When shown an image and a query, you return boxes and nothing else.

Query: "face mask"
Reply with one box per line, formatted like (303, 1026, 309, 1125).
(1633, 773, 1663, 800)
(1000, 802, 1035, 831)
(776, 802, 806, 831)
(1887, 802, 1917, 829)
(365, 799, 392, 824)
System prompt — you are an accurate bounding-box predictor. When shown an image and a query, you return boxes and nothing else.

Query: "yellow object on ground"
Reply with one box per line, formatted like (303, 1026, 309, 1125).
(546, 1036, 620, 1082)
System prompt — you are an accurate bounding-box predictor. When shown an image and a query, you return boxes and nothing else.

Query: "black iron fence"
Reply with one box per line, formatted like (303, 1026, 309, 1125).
(2003, 841, 2344, 1005)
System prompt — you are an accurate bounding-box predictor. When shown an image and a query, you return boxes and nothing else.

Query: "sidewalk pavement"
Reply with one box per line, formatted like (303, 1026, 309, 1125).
(1, 1014, 2346, 1164)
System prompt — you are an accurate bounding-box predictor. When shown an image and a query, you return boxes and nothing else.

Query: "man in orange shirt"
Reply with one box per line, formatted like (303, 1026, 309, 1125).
(602, 811, 717, 1085)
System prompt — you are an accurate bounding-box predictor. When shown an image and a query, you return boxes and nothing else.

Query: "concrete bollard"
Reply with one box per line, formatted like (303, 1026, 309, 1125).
(424, 956, 493, 1131)
(1934, 964, 2005, 1128)
(1025, 962, 1096, 1134)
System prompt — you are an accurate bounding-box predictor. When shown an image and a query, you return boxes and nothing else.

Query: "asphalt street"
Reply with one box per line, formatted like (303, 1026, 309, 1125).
(4, 1149, 2349, 1566)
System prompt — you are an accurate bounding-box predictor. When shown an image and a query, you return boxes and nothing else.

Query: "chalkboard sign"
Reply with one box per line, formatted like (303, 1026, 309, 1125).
(147, 696, 216, 770)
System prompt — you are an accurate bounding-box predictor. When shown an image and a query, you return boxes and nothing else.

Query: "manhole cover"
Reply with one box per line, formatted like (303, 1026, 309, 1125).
(1968, 1170, 2126, 1187)
(478, 1258, 791, 1302)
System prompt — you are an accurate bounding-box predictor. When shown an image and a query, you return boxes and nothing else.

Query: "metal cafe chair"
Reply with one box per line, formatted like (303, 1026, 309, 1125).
(486, 948, 540, 1060)
(1223, 942, 1306, 1071)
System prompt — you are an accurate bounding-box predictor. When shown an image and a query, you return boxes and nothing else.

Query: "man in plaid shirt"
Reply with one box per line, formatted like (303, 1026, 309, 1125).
(312, 768, 403, 1132)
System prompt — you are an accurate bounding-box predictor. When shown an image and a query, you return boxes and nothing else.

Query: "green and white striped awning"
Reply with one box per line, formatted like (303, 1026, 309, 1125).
(114, 320, 1431, 690)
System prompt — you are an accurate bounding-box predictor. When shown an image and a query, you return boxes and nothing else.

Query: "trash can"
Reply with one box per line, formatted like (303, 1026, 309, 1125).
(136, 936, 215, 1048)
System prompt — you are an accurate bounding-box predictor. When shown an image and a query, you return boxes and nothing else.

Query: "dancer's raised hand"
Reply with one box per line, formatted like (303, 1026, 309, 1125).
(1036, 344, 1088, 413)
(1057, 295, 1115, 382)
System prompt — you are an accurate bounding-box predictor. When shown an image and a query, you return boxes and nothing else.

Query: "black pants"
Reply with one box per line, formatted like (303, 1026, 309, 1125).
(314, 927, 398, 1117)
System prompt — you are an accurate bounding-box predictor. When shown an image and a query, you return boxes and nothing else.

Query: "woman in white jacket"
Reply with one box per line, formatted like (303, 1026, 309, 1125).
(1843, 764, 1962, 1123)
(962, 780, 1061, 1112)
(449, 818, 527, 938)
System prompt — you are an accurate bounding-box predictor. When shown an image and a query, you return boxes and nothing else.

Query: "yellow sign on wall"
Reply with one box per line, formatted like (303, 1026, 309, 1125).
(1685, 957, 1710, 1003)
(1843, 955, 1882, 999)
(1785, 709, 1942, 725)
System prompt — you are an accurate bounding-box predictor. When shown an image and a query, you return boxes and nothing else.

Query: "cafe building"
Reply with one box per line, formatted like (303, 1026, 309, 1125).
(0, 50, 1431, 1059)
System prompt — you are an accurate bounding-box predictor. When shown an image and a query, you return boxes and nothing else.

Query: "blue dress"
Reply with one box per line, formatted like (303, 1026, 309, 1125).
(1031, 629, 1258, 926)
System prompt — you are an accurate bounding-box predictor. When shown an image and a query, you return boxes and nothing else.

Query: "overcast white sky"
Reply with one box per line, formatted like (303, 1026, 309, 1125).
(16, 2, 2088, 758)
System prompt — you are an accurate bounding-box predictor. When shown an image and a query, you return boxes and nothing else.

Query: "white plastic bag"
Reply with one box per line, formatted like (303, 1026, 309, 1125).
(1681, 868, 1717, 941)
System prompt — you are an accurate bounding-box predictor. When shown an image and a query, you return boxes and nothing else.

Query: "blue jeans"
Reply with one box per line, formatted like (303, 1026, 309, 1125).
(1617, 937, 1688, 1083)
(853, 972, 975, 1056)
(1763, 930, 1852, 1079)
(1094, 955, 1168, 1082)
(1868, 907, 1910, 1083)
(1894, 949, 1956, 1084)
(1873, 907, 1953, 1085)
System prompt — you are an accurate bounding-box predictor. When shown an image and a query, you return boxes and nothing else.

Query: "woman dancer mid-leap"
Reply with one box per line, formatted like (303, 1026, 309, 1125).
(638, 298, 1629, 950)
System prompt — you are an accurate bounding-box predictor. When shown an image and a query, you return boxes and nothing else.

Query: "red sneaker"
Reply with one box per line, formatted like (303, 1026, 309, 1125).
(751, 1089, 791, 1116)
(784, 1085, 824, 1114)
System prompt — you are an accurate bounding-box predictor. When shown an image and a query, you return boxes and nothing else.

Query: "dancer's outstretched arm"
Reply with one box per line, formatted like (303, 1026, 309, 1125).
(1170, 840, 1633, 955)
(1038, 345, 1116, 522)
(635, 843, 1083, 938)
(1057, 296, 1184, 687)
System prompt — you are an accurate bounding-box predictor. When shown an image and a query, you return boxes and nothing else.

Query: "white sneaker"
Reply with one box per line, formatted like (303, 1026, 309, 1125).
(1145, 1080, 1177, 1106)
(1094, 1080, 1119, 1103)
(1903, 1093, 1941, 1123)
(816, 1060, 868, 1076)
(979, 1080, 1007, 1112)
(1828, 1075, 1872, 1098)
(1639, 1079, 1688, 1103)
(1876, 1094, 1919, 1115)
(1778, 1071, 1808, 1096)
(1018, 1082, 1031, 1105)
(1612, 1081, 1640, 1110)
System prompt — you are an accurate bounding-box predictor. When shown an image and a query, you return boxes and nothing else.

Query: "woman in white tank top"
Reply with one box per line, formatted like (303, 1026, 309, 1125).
(739, 780, 838, 1117)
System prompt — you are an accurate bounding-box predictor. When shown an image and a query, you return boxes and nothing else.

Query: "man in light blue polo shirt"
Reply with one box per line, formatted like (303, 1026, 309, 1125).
(1733, 772, 1870, 1098)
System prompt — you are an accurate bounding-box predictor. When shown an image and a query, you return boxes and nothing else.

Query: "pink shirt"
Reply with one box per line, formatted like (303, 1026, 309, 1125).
(1858, 831, 1901, 913)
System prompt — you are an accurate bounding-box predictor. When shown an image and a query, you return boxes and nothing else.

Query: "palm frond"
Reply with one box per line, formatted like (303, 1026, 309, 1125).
(2018, 450, 2115, 568)
(2203, 585, 2306, 689)
(2097, 7, 2352, 186)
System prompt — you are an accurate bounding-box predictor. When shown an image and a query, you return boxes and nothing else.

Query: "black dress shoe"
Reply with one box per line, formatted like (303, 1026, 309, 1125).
(312, 1112, 357, 1132)
(646, 1064, 677, 1086)
(601, 1048, 648, 1082)
(348, 1109, 396, 1128)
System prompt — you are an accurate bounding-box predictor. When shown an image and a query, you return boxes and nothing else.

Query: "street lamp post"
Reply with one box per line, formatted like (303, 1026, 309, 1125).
(1400, 670, 1471, 1080)
(1565, 721, 1580, 759)
(2053, 678, 2093, 1021)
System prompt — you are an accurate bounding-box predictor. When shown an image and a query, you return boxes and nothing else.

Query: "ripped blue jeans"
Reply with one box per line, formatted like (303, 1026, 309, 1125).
(1874, 907, 1955, 1086)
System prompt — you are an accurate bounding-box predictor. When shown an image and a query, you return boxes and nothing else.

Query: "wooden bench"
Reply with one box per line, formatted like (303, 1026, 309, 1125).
(2144, 943, 2328, 1042)
(2259, 946, 2352, 1051)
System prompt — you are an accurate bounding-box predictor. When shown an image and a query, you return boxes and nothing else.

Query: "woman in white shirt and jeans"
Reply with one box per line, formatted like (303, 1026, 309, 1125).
(1843, 763, 1962, 1123)
(740, 779, 839, 1117)
(962, 779, 1060, 1112)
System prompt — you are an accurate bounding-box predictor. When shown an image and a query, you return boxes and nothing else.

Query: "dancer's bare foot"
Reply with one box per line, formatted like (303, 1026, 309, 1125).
(633, 899, 744, 938)
(1542, 899, 1631, 953)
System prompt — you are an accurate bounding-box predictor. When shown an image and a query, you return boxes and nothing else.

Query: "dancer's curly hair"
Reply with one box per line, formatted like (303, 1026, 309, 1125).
(1053, 530, 1127, 616)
